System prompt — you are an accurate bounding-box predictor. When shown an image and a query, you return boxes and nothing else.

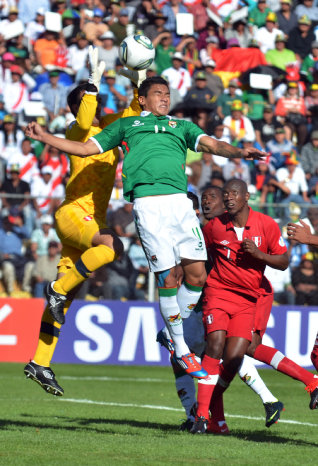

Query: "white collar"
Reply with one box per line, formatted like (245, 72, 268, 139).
(140, 111, 172, 119)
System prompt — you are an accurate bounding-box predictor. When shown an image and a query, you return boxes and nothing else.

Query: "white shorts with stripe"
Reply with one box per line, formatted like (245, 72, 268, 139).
(133, 193, 207, 272)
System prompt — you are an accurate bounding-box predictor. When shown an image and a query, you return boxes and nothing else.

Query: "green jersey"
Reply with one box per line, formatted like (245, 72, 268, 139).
(92, 112, 205, 201)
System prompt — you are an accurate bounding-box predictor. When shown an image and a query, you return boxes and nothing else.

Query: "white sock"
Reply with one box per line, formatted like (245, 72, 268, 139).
(159, 295, 189, 357)
(238, 355, 277, 404)
(177, 282, 202, 319)
(175, 374, 196, 419)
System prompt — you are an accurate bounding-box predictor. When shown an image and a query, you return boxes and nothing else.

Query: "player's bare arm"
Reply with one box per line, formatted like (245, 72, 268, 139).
(287, 219, 318, 246)
(197, 135, 267, 161)
(25, 122, 99, 157)
(241, 238, 289, 270)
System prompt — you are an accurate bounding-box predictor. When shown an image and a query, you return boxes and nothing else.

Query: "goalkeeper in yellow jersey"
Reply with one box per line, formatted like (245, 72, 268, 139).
(24, 47, 145, 395)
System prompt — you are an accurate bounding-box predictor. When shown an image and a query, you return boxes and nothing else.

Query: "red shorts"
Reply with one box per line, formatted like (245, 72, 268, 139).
(202, 288, 257, 342)
(253, 292, 273, 338)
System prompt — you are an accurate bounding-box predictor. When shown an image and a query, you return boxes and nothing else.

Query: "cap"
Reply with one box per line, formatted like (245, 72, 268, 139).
(301, 252, 314, 262)
(266, 12, 277, 22)
(40, 214, 54, 225)
(231, 99, 243, 111)
(263, 104, 273, 112)
(105, 69, 116, 78)
(76, 32, 87, 40)
(206, 36, 219, 44)
(36, 7, 46, 15)
(275, 33, 286, 42)
(48, 240, 59, 248)
(10, 65, 23, 75)
(227, 37, 240, 47)
(119, 8, 129, 16)
(62, 9, 76, 19)
(9, 6, 18, 13)
(172, 52, 184, 61)
(205, 59, 216, 68)
(298, 14, 311, 25)
(9, 163, 20, 172)
(37, 116, 47, 126)
(281, 0, 292, 4)
(311, 130, 318, 139)
(310, 83, 318, 90)
(3, 114, 15, 123)
(287, 81, 298, 88)
(2, 52, 15, 62)
(93, 8, 104, 17)
(312, 41, 318, 48)
(154, 11, 168, 20)
(41, 165, 53, 175)
(49, 70, 60, 77)
(99, 31, 115, 40)
(110, 0, 120, 3)
(284, 149, 299, 165)
(275, 126, 285, 133)
(228, 79, 239, 88)
(195, 71, 206, 80)
(248, 38, 260, 48)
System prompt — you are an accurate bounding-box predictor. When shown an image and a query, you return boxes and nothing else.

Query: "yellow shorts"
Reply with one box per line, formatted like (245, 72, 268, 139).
(55, 203, 107, 273)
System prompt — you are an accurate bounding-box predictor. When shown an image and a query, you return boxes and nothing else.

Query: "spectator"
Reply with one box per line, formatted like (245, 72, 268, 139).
(265, 33, 296, 70)
(254, 104, 281, 149)
(287, 15, 315, 61)
(83, 8, 108, 46)
(295, 0, 318, 23)
(0, 163, 31, 225)
(67, 32, 90, 73)
(24, 8, 46, 43)
(162, 52, 191, 98)
(200, 35, 220, 65)
(0, 114, 24, 162)
(300, 129, 318, 179)
(0, 95, 6, 126)
(62, 8, 81, 46)
(222, 100, 255, 146)
(0, 213, 29, 295)
(255, 12, 284, 54)
(184, 72, 217, 111)
(225, 19, 252, 48)
(30, 214, 60, 259)
(292, 252, 318, 305)
(178, 36, 202, 77)
(33, 29, 61, 68)
(217, 80, 242, 120)
(223, 157, 251, 185)
(18, 1, 50, 26)
(264, 264, 295, 304)
(128, 235, 149, 300)
(153, 31, 175, 75)
(31, 165, 64, 220)
(0, 6, 24, 40)
(111, 201, 135, 240)
(305, 83, 318, 116)
(266, 125, 295, 169)
(132, 0, 156, 30)
(105, 250, 136, 300)
(109, 8, 131, 46)
(40, 144, 68, 188)
(39, 70, 68, 124)
(201, 59, 224, 100)
(248, 0, 272, 29)
(97, 31, 118, 70)
(3, 65, 31, 114)
(301, 41, 318, 84)
(7, 138, 40, 185)
(0, 52, 15, 91)
(99, 69, 127, 114)
(277, 0, 298, 36)
(32, 240, 61, 297)
(162, 0, 188, 38)
(144, 11, 169, 42)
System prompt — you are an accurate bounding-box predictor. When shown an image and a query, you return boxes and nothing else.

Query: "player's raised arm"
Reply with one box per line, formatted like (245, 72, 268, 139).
(197, 135, 267, 161)
(25, 121, 99, 158)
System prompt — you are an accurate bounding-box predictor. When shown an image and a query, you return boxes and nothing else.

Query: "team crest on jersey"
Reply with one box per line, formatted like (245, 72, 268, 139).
(151, 255, 157, 262)
(168, 121, 177, 128)
(279, 236, 286, 247)
(83, 215, 93, 221)
(252, 236, 262, 247)
(220, 240, 230, 245)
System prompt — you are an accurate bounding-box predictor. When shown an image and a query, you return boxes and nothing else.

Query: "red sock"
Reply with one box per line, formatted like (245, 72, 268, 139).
(311, 345, 318, 372)
(196, 355, 220, 419)
(254, 344, 314, 386)
(209, 363, 236, 422)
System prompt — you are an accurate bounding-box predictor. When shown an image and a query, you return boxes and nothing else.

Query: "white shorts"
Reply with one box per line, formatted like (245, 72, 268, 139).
(133, 193, 207, 272)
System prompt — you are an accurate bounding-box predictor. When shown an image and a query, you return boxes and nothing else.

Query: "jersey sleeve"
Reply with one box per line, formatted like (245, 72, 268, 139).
(66, 93, 97, 141)
(182, 120, 206, 152)
(90, 118, 124, 153)
(100, 88, 140, 128)
(265, 217, 288, 255)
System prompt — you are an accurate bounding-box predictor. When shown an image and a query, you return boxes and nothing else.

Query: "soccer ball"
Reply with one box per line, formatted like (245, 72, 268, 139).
(119, 34, 155, 70)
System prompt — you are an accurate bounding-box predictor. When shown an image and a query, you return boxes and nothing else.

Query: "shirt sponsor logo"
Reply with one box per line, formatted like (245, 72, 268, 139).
(220, 240, 230, 245)
(168, 121, 177, 128)
(83, 215, 93, 221)
(132, 120, 144, 127)
(252, 236, 262, 247)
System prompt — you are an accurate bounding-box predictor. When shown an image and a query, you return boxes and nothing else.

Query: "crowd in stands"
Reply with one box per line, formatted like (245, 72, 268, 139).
(0, 0, 318, 303)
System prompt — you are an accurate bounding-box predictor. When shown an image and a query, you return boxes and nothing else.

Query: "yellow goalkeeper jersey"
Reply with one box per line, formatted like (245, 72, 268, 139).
(62, 89, 140, 218)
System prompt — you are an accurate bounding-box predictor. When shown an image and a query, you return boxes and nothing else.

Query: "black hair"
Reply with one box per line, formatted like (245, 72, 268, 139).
(224, 178, 248, 194)
(67, 83, 88, 115)
(187, 191, 199, 210)
(138, 76, 169, 98)
(211, 171, 225, 182)
(202, 185, 223, 197)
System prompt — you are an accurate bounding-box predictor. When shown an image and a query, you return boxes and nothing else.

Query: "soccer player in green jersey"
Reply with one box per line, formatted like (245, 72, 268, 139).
(26, 77, 266, 379)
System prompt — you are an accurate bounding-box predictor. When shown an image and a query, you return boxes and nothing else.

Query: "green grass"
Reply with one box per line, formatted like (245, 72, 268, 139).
(0, 363, 317, 465)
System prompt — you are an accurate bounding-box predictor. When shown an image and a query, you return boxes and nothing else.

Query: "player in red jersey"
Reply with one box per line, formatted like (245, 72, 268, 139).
(191, 178, 290, 433)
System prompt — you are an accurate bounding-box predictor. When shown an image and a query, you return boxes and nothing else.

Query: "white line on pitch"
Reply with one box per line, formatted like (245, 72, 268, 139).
(59, 398, 318, 427)
(62, 376, 169, 383)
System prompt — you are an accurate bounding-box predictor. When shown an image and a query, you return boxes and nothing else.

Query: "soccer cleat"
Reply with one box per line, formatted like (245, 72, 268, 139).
(24, 361, 64, 396)
(207, 419, 230, 435)
(179, 418, 194, 432)
(190, 416, 208, 434)
(45, 281, 67, 325)
(264, 401, 284, 428)
(305, 377, 318, 410)
(171, 353, 208, 379)
(156, 329, 175, 356)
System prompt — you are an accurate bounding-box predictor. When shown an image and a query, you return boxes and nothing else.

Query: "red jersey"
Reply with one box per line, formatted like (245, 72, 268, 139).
(203, 208, 287, 298)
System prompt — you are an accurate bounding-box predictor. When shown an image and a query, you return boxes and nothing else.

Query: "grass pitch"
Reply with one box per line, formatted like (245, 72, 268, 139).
(0, 363, 317, 465)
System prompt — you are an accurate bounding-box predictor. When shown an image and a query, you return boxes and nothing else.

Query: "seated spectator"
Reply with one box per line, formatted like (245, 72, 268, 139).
(254, 104, 281, 149)
(266, 125, 295, 169)
(62, 8, 81, 46)
(265, 33, 296, 70)
(8, 138, 40, 185)
(287, 15, 315, 61)
(99, 69, 127, 113)
(225, 19, 252, 48)
(264, 264, 295, 304)
(202, 59, 224, 100)
(300, 130, 318, 180)
(162, 52, 191, 98)
(3, 65, 31, 115)
(111, 201, 135, 241)
(83, 8, 108, 46)
(295, 0, 318, 23)
(32, 240, 61, 297)
(292, 252, 318, 305)
(109, 8, 132, 46)
(217, 80, 242, 121)
(251, 157, 278, 216)
(132, 0, 156, 31)
(39, 144, 69, 189)
(24, 8, 46, 43)
(200, 35, 220, 65)
(161, 0, 188, 41)
(223, 157, 251, 185)
(178, 36, 202, 77)
(97, 31, 118, 71)
(0, 114, 24, 162)
(109, 177, 125, 213)
(39, 70, 68, 124)
(222, 100, 255, 146)
(255, 12, 284, 54)
(275, 81, 308, 147)
(128, 236, 149, 300)
(184, 72, 217, 112)
(0, 213, 29, 295)
(67, 32, 89, 73)
(153, 31, 175, 75)
(277, 0, 298, 36)
(0, 6, 24, 41)
(0, 52, 15, 90)
(248, 0, 272, 29)
(30, 214, 60, 260)
(144, 10, 168, 42)
(31, 165, 65, 221)
(301, 41, 318, 84)
(33, 29, 61, 68)
(305, 84, 318, 125)
(105, 251, 136, 300)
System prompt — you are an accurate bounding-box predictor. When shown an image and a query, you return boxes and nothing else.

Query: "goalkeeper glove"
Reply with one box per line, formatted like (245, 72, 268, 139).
(118, 68, 147, 88)
(87, 45, 105, 91)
